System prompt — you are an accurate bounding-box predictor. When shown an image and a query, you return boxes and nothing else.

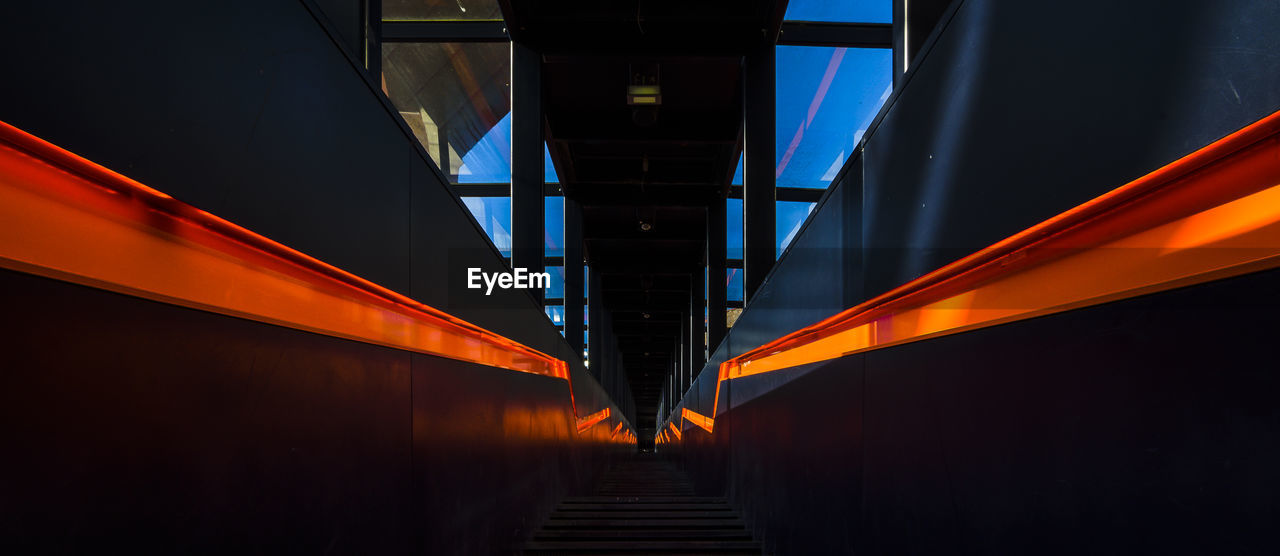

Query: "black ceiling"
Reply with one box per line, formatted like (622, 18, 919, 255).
(501, 0, 787, 438)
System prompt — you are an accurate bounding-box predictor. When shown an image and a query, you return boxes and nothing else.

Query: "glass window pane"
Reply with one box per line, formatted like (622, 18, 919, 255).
(783, 0, 891, 23)
(731, 153, 743, 185)
(461, 196, 511, 256)
(776, 46, 892, 189)
(727, 198, 744, 260)
(545, 143, 560, 183)
(545, 196, 564, 257)
(383, 0, 503, 21)
(727, 269, 744, 303)
(382, 42, 511, 184)
(727, 308, 743, 329)
(545, 305, 565, 326)
(545, 266, 565, 299)
(778, 201, 816, 254)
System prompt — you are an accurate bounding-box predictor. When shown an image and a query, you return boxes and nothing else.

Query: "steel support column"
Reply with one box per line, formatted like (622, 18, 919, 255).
(511, 41, 543, 303)
(743, 42, 775, 301)
(364, 0, 381, 79)
(564, 198, 584, 358)
(689, 264, 705, 381)
(707, 198, 727, 356)
(588, 268, 603, 376)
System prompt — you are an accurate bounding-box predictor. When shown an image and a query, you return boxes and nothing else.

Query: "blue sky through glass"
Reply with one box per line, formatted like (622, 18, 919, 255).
(727, 269, 744, 303)
(461, 197, 511, 257)
(545, 196, 564, 257)
(777, 201, 816, 255)
(456, 112, 560, 183)
(545, 305, 565, 326)
(776, 46, 891, 189)
(727, 198, 744, 259)
(783, 0, 891, 23)
(546, 266, 565, 299)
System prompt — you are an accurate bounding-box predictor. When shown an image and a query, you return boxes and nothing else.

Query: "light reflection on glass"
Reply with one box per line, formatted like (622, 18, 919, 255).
(382, 42, 510, 184)
(778, 201, 817, 254)
(776, 46, 891, 189)
(461, 196, 511, 256)
(783, 0, 891, 23)
(383, 0, 503, 21)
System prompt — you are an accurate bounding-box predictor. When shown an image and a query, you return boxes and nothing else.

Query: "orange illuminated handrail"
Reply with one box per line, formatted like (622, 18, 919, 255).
(660, 109, 1280, 441)
(0, 120, 634, 441)
(576, 408, 612, 433)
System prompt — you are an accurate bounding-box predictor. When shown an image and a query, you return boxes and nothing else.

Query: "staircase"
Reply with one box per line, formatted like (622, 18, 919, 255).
(524, 455, 762, 554)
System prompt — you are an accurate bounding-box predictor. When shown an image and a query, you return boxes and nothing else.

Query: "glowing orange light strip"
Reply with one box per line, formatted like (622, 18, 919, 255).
(610, 421, 625, 439)
(667, 421, 682, 441)
(661, 109, 1280, 439)
(0, 120, 634, 443)
(575, 407, 612, 433)
(681, 407, 715, 434)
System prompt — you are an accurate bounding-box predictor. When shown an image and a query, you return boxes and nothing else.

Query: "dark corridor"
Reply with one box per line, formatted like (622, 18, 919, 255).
(2, 0, 1280, 554)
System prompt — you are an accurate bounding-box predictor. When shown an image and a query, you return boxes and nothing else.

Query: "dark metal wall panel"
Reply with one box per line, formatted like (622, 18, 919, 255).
(668, 0, 1280, 552)
(0, 0, 594, 369)
(727, 175, 852, 360)
(0, 268, 631, 553)
(411, 353, 583, 554)
(676, 0, 1280, 425)
(861, 0, 1280, 301)
(861, 269, 1280, 554)
(0, 1, 409, 294)
(0, 269, 414, 553)
(680, 265, 1280, 555)
(310, 0, 365, 58)
(725, 358, 864, 555)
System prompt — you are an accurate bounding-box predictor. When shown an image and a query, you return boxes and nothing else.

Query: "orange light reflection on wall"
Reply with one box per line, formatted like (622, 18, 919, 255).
(575, 408, 611, 434)
(0, 120, 636, 447)
(655, 109, 1280, 440)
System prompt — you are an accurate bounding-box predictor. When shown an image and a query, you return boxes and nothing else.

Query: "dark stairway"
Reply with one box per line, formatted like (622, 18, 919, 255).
(524, 455, 762, 554)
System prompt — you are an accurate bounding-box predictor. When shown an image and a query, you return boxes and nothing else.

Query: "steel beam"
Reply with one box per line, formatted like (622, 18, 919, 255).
(511, 41, 544, 303)
(743, 42, 776, 301)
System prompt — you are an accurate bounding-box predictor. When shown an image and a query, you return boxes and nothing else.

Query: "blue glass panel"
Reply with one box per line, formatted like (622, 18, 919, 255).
(777, 201, 816, 255)
(545, 266, 565, 299)
(458, 112, 512, 183)
(727, 198, 744, 260)
(545, 143, 559, 183)
(545, 196, 564, 257)
(731, 154, 743, 185)
(775, 46, 892, 189)
(783, 0, 890, 23)
(727, 269, 744, 302)
(461, 196, 511, 256)
(455, 117, 557, 183)
(545, 305, 565, 326)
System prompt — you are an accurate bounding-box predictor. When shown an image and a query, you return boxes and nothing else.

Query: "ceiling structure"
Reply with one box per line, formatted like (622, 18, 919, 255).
(501, 0, 788, 438)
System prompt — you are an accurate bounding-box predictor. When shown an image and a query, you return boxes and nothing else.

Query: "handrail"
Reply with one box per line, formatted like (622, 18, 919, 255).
(662, 109, 1280, 440)
(0, 120, 632, 442)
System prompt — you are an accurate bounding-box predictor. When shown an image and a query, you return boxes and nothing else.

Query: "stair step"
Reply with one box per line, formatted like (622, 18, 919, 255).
(527, 456, 761, 554)
(543, 518, 746, 529)
(534, 529, 755, 540)
(561, 496, 727, 504)
(557, 503, 732, 511)
(525, 540, 762, 554)
(550, 510, 738, 519)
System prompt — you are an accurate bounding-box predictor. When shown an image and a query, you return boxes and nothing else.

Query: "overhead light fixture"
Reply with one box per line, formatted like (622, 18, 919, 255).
(627, 63, 661, 106)
(629, 62, 660, 127)
(639, 221, 652, 232)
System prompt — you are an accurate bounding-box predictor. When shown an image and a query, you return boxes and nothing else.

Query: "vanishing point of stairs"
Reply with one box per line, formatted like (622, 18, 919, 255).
(524, 454, 762, 555)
